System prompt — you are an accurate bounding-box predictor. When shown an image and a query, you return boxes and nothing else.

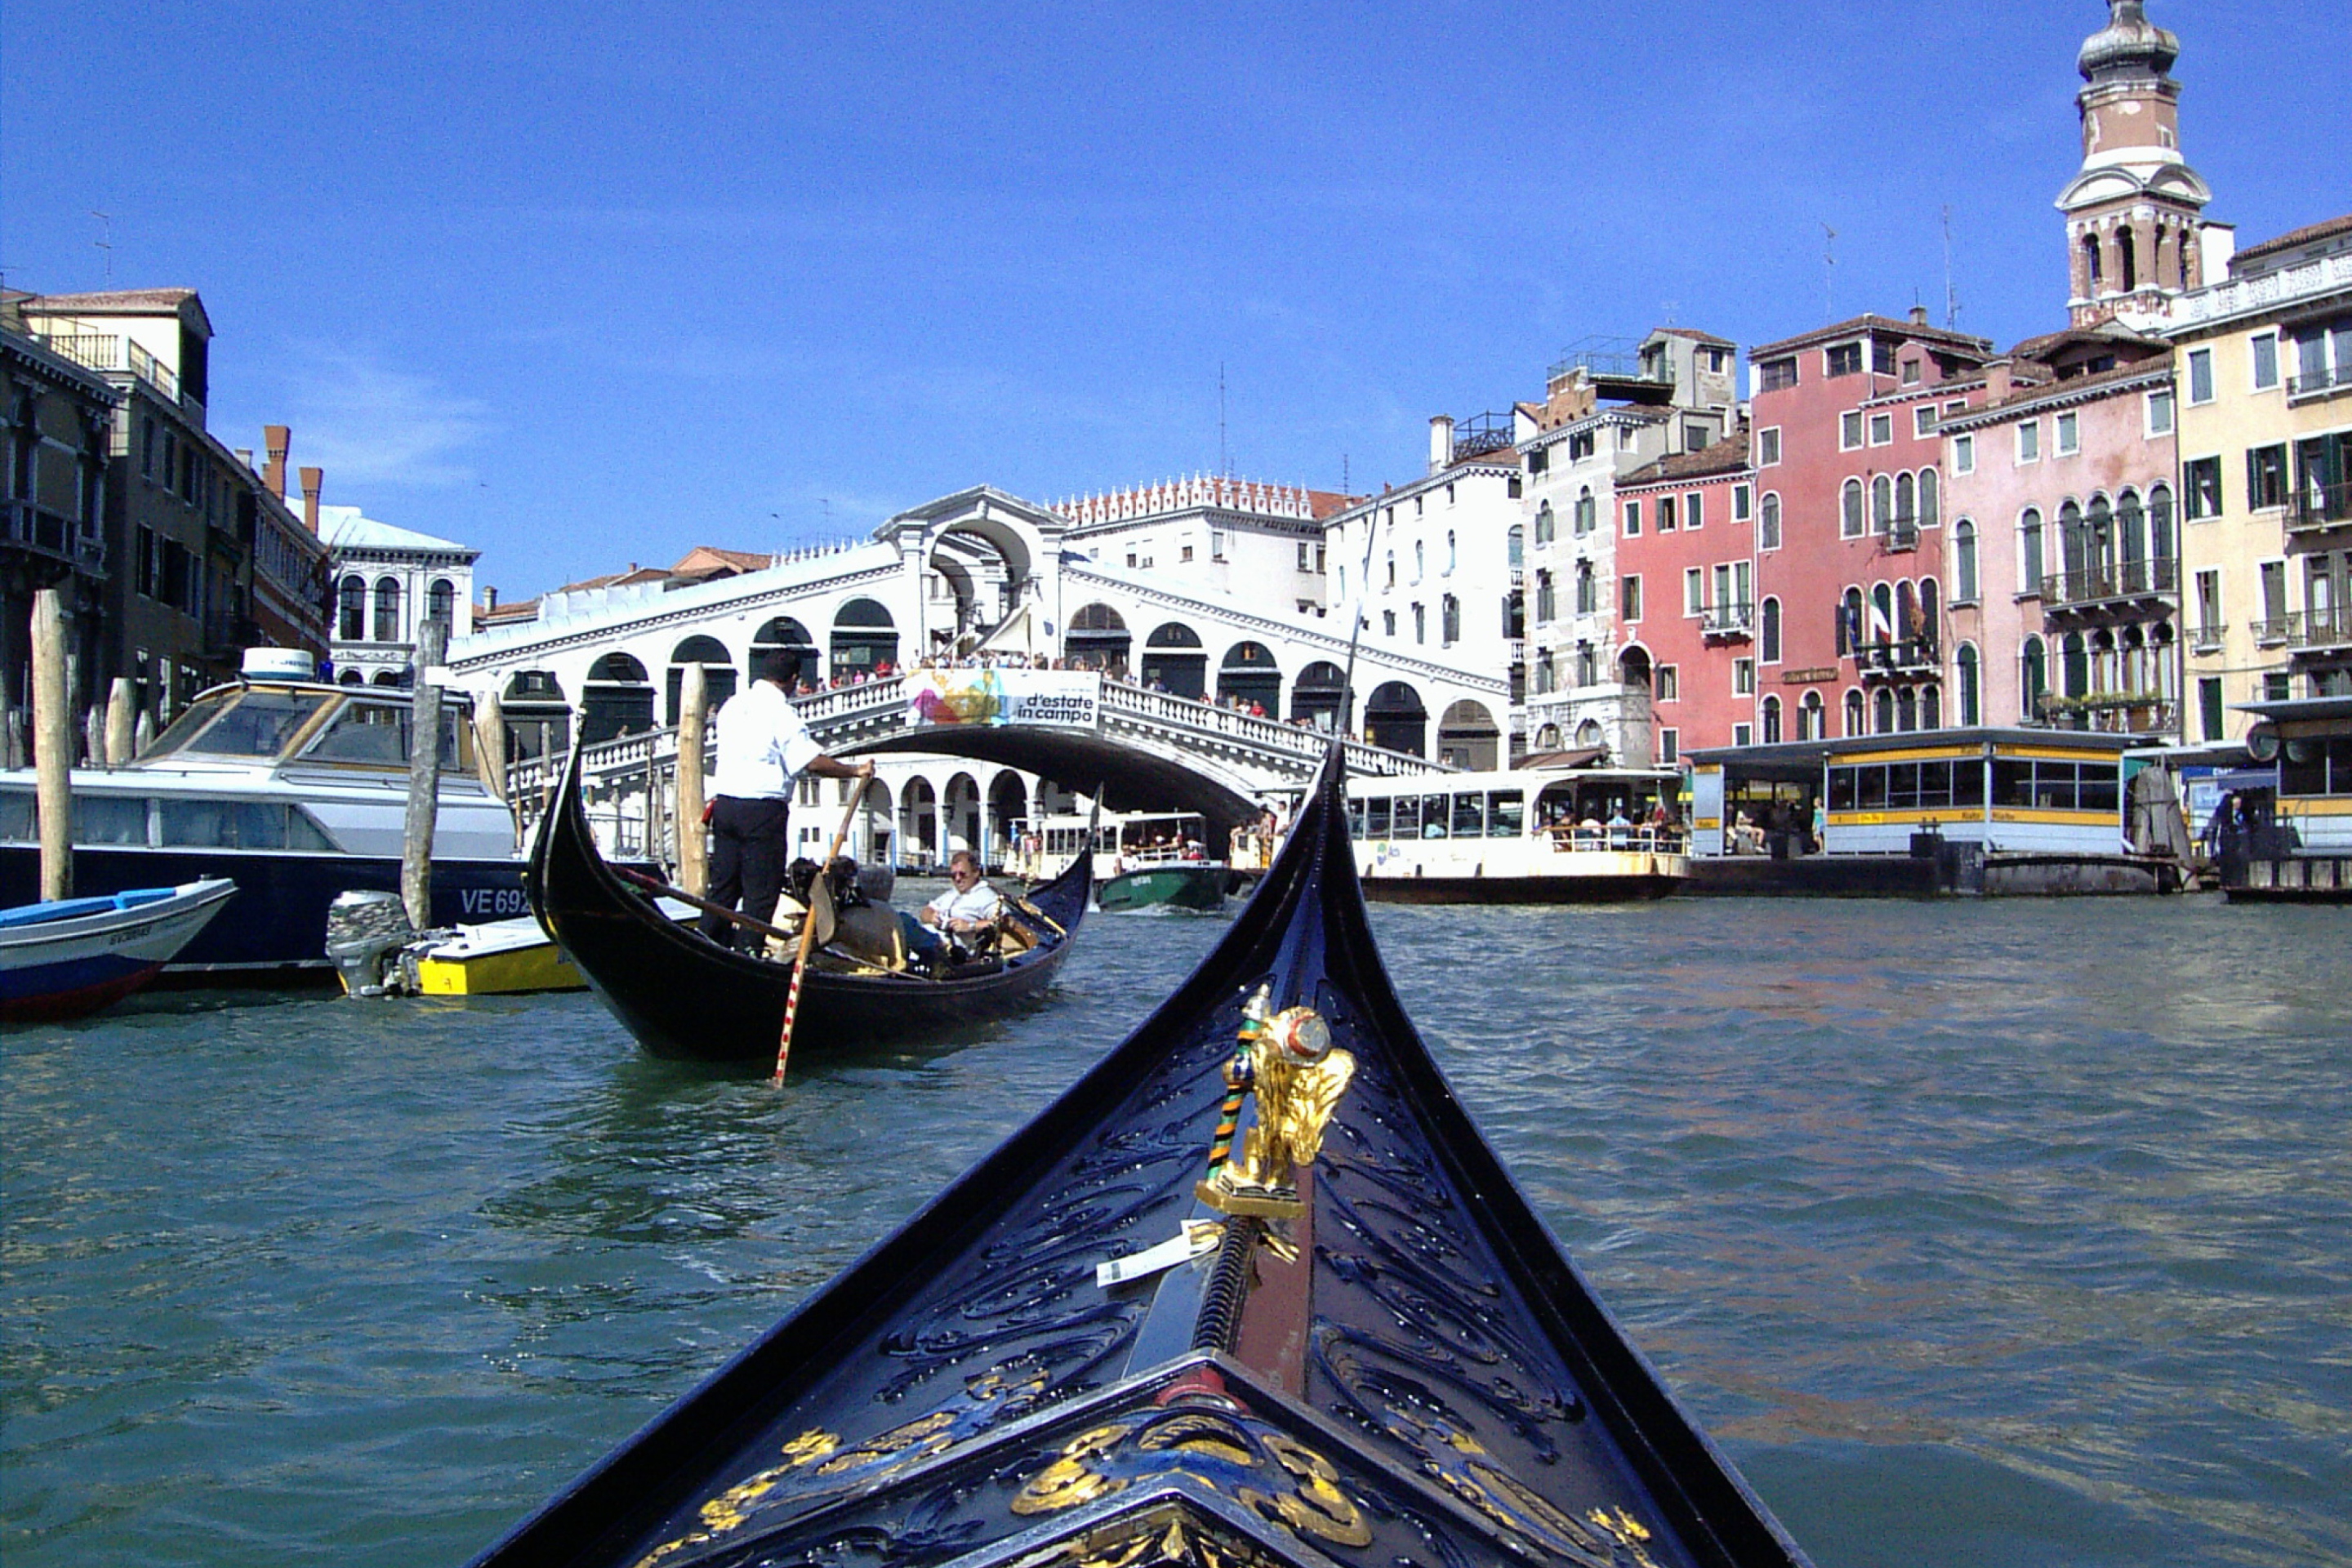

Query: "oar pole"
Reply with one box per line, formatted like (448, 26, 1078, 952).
(774, 768, 873, 1084)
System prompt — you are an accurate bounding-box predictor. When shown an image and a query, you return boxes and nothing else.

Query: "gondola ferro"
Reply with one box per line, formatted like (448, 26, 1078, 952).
(528, 746, 1092, 1062)
(475, 743, 1811, 1567)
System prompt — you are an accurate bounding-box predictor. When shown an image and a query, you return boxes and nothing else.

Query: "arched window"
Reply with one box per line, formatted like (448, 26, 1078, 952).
(1385, 550, 1396, 588)
(337, 575, 365, 641)
(1895, 580, 1918, 642)
(372, 577, 402, 644)
(2087, 493, 2114, 576)
(1842, 479, 1864, 538)
(1535, 569, 1555, 623)
(1843, 688, 1865, 737)
(1801, 689, 1824, 740)
(1895, 686, 1918, 733)
(1760, 492, 1782, 550)
(1953, 520, 1979, 602)
(1761, 595, 1782, 663)
(1574, 559, 1596, 616)
(1919, 578, 1940, 650)
(2020, 507, 2045, 597)
(2149, 483, 2175, 562)
(2059, 499, 2087, 579)
(425, 577, 455, 627)
(1414, 540, 1424, 582)
(1446, 530, 1457, 573)
(1507, 523, 1525, 570)
(2118, 489, 2145, 568)
(1872, 474, 1894, 534)
(1441, 594, 1460, 644)
(2061, 631, 2089, 699)
(1875, 687, 1896, 734)
(1762, 694, 1783, 744)
(1574, 487, 1596, 536)
(1840, 585, 1864, 655)
(2021, 635, 2048, 717)
(1895, 472, 1917, 531)
(1957, 644, 1980, 726)
(1872, 582, 1895, 645)
(1918, 467, 1940, 529)
(1535, 501, 1555, 546)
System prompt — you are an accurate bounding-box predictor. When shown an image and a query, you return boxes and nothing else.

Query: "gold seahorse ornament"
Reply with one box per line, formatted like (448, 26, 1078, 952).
(1197, 1003, 1352, 1218)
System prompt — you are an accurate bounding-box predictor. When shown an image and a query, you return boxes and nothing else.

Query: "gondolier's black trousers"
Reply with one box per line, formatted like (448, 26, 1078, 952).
(702, 795, 792, 951)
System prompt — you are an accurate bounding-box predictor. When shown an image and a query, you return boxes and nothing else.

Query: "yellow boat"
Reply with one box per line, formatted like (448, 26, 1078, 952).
(412, 915, 585, 996)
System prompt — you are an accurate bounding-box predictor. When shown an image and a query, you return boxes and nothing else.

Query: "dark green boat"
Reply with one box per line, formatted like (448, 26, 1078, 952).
(1098, 861, 1227, 912)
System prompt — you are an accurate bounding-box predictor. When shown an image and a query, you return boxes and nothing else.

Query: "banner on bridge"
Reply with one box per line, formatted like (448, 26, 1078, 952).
(905, 669, 1101, 730)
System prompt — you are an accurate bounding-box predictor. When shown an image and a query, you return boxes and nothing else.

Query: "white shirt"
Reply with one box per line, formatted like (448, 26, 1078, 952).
(710, 680, 823, 800)
(925, 880, 1004, 925)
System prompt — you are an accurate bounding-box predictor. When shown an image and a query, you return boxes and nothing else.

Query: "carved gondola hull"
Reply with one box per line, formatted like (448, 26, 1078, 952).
(475, 743, 1810, 1567)
(529, 748, 1091, 1062)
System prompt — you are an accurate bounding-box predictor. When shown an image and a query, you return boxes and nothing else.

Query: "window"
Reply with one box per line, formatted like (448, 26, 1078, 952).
(1180, 544, 1194, 563)
(2017, 421, 2041, 463)
(1869, 412, 1893, 447)
(1412, 603, 1425, 644)
(1659, 728, 1679, 763)
(1733, 723, 1754, 748)
(1872, 474, 1893, 534)
(1297, 542, 1312, 571)
(1842, 478, 1864, 538)
(1901, 358, 1922, 386)
(1683, 568, 1704, 615)
(1762, 695, 1783, 743)
(1953, 433, 1975, 474)
(2247, 444, 2288, 510)
(1212, 529, 1227, 559)
(1760, 492, 1782, 550)
(2259, 560, 2287, 635)
(1574, 488, 1596, 535)
(1873, 340, 1897, 376)
(1841, 411, 1864, 450)
(1734, 483, 1751, 522)
(2020, 507, 2045, 594)
(372, 577, 403, 644)
(2187, 346, 2214, 404)
(1914, 405, 1937, 437)
(2056, 412, 2079, 455)
(1733, 658, 1756, 696)
(1385, 550, 1395, 587)
(1441, 594, 1460, 645)
(2252, 332, 2279, 391)
(2198, 675, 2225, 741)
(1575, 560, 1597, 616)
(1535, 501, 1555, 545)
(425, 578, 455, 626)
(1575, 644, 1597, 688)
(1953, 520, 1978, 602)
(2185, 457, 2222, 519)
(1957, 644, 1980, 726)
(1621, 574, 1642, 621)
(1382, 610, 1396, 636)
(1623, 500, 1642, 536)
(1843, 688, 1864, 737)
(1446, 531, 1456, 573)
(1827, 343, 1864, 378)
(1758, 427, 1783, 466)
(1918, 467, 1940, 529)
(1658, 496, 1677, 532)
(1760, 356, 1798, 392)
(2194, 568, 2222, 642)
(1761, 596, 1782, 663)
(2147, 388, 2175, 435)
(1686, 492, 1704, 530)
(336, 575, 365, 639)
(1535, 570, 1555, 622)
(1655, 666, 1679, 702)
(1414, 540, 1424, 581)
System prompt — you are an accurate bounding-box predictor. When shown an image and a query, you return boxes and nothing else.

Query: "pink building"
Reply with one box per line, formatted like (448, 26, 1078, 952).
(1614, 433, 1758, 759)
(1939, 330, 2180, 735)
(1747, 312, 1994, 741)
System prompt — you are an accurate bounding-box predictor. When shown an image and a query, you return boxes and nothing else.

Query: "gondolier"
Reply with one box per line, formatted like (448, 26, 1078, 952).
(702, 651, 872, 950)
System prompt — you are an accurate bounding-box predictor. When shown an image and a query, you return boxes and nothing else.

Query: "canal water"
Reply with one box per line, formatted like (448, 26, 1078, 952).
(2, 894, 2346, 1568)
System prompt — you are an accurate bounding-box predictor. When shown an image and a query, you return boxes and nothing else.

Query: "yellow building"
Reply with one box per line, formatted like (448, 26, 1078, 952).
(2164, 216, 2352, 740)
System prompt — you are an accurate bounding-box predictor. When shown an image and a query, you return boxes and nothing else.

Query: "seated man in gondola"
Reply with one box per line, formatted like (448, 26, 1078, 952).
(900, 850, 1003, 969)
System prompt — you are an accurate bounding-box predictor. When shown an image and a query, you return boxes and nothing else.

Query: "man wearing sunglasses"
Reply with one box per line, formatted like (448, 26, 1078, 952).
(903, 849, 1003, 968)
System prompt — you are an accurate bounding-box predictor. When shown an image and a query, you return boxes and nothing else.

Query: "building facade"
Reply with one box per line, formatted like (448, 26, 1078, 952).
(2, 314, 117, 755)
(322, 505, 481, 687)
(1613, 433, 1759, 761)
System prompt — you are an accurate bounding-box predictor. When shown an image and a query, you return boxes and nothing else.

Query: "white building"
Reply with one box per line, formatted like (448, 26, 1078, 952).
(1052, 475, 1338, 620)
(320, 506, 479, 686)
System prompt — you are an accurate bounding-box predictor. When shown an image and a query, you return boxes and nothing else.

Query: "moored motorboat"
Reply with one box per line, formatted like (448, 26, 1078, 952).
(410, 915, 587, 996)
(531, 747, 1092, 1062)
(469, 744, 1808, 1568)
(1098, 861, 1227, 912)
(0, 878, 238, 1022)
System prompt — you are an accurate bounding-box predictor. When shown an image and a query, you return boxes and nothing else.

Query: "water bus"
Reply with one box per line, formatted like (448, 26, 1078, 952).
(2218, 696, 2352, 902)
(0, 652, 526, 980)
(1345, 765, 1688, 902)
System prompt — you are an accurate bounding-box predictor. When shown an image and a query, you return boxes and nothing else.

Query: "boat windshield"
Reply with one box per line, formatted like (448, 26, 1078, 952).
(140, 690, 333, 762)
(296, 698, 466, 769)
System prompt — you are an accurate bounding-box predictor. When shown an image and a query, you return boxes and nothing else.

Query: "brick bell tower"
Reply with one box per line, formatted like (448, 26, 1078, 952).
(2056, 0, 2213, 328)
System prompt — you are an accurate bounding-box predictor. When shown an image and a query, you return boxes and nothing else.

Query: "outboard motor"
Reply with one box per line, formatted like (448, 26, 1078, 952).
(325, 889, 412, 996)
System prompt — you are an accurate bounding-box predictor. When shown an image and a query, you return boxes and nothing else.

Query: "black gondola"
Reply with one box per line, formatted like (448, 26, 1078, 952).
(476, 742, 1809, 1567)
(529, 747, 1093, 1062)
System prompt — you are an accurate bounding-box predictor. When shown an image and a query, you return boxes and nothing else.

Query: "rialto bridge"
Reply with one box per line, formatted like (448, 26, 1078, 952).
(456, 487, 1504, 866)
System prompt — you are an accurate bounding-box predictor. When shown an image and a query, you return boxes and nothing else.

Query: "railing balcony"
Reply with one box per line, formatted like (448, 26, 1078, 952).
(2284, 608, 2352, 654)
(2287, 479, 2352, 534)
(2189, 621, 2229, 653)
(2033, 693, 2178, 734)
(34, 331, 180, 402)
(1883, 519, 1920, 552)
(2252, 616, 2292, 647)
(0, 499, 105, 577)
(1699, 601, 1754, 641)
(2040, 555, 2180, 609)
(2287, 364, 2352, 403)
(1856, 637, 1939, 679)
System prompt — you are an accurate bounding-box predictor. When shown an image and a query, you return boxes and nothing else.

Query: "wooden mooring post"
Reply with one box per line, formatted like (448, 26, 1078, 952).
(402, 617, 451, 929)
(30, 589, 73, 902)
(676, 663, 710, 895)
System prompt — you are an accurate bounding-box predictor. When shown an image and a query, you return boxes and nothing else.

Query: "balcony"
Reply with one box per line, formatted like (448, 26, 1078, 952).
(2033, 693, 2177, 734)
(2040, 555, 2180, 612)
(33, 331, 195, 416)
(1699, 601, 1754, 643)
(1883, 519, 1919, 553)
(1, 499, 105, 577)
(1855, 637, 1939, 679)
(2287, 363, 2352, 403)
(2189, 621, 2229, 654)
(2278, 608, 2352, 655)
(2287, 479, 2352, 536)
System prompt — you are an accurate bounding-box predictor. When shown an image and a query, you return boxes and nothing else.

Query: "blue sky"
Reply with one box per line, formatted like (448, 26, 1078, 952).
(4, 2, 2337, 600)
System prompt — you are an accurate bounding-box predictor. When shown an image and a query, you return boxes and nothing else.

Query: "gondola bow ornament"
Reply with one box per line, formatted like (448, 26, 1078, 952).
(471, 743, 1811, 1568)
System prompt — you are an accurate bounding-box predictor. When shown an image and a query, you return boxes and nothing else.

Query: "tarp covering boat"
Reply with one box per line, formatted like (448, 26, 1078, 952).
(473, 743, 1808, 1566)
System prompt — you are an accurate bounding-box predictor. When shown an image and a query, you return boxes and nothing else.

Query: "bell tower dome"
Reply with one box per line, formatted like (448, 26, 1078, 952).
(2057, 1, 2213, 327)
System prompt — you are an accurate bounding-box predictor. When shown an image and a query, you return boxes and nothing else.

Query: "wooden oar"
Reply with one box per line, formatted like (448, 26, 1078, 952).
(775, 776, 871, 1084)
(612, 866, 799, 947)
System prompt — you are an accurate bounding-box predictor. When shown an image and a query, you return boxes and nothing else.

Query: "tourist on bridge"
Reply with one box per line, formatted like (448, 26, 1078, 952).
(701, 649, 873, 951)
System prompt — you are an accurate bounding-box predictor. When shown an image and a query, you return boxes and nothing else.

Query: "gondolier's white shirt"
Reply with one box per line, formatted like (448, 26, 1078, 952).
(710, 680, 823, 800)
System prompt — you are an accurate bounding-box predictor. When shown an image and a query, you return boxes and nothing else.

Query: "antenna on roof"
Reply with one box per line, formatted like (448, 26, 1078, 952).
(1218, 363, 1229, 480)
(1821, 223, 1838, 323)
(1341, 452, 1349, 493)
(1942, 205, 1962, 330)
(91, 212, 113, 282)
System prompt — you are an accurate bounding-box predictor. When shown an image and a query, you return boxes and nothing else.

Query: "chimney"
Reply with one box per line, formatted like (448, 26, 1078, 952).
(234, 447, 253, 470)
(1984, 358, 2014, 403)
(299, 466, 323, 532)
(1428, 415, 1454, 474)
(1909, 304, 1929, 326)
(263, 425, 291, 499)
(483, 586, 497, 612)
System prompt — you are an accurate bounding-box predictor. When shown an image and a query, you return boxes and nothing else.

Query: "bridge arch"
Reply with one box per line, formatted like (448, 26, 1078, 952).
(583, 652, 654, 743)
(988, 772, 1030, 865)
(666, 634, 737, 724)
(1217, 640, 1281, 712)
(751, 617, 822, 691)
(942, 772, 984, 857)
(831, 598, 900, 684)
(1291, 661, 1348, 731)
(1365, 681, 1428, 758)
(898, 776, 938, 867)
(1437, 698, 1501, 770)
(1142, 621, 1207, 698)
(1067, 603, 1131, 675)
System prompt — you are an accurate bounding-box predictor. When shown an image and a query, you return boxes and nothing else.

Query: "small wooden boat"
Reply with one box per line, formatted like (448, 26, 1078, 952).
(1098, 861, 1227, 912)
(530, 747, 1092, 1062)
(0, 879, 238, 1022)
(411, 915, 587, 996)
(471, 745, 1809, 1567)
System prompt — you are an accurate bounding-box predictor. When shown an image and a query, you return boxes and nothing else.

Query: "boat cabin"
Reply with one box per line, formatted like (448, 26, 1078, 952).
(1008, 809, 1213, 881)
(1343, 766, 1690, 902)
(2241, 696, 2352, 856)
